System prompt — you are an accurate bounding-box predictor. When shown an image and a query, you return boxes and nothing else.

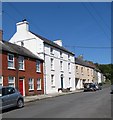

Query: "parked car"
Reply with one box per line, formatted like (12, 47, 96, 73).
(111, 85, 113, 94)
(95, 84, 102, 90)
(0, 86, 24, 110)
(84, 83, 96, 92)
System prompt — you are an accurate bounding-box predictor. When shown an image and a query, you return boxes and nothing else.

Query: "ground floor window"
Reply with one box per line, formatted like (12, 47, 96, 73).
(37, 78, 41, 90)
(29, 78, 34, 91)
(0, 76, 3, 87)
(8, 76, 15, 87)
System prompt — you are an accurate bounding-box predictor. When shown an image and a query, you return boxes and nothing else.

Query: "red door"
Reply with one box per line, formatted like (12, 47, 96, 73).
(19, 80, 23, 96)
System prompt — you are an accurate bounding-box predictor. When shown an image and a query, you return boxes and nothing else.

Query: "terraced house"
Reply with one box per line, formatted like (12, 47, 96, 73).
(0, 31, 44, 96)
(75, 57, 104, 89)
(9, 20, 76, 94)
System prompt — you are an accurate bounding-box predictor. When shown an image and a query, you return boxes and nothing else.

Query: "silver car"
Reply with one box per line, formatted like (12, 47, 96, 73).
(0, 86, 24, 110)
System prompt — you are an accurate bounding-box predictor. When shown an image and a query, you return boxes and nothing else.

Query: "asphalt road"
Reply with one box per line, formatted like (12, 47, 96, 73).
(2, 86, 111, 118)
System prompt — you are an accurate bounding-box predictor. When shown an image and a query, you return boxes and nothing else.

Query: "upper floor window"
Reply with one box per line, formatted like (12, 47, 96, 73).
(50, 47, 54, 55)
(37, 78, 41, 90)
(68, 54, 70, 60)
(36, 60, 41, 72)
(60, 61, 63, 71)
(68, 63, 71, 72)
(60, 51, 63, 58)
(29, 78, 34, 91)
(87, 69, 89, 76)
(0, 76, 3, 87)
(18, 56, 24, 70)
(51, 75, 55, 87)
(81, 67, 84, 74)
(8, 76, 15, 87)
(8, 53, 14, 69)
(51, 58, 54, 70)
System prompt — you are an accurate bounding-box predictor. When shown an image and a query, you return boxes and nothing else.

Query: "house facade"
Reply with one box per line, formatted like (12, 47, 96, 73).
(75, 57, 95, 89)
(9, 20, 76, 94)
(0, 37, 44, 96)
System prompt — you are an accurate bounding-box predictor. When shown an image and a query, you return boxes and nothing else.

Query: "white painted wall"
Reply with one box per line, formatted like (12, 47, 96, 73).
(9, 20, 76, 94)
(98, 72, 102, 83)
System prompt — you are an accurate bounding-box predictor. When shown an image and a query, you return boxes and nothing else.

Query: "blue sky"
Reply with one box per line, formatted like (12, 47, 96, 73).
(2, 2, 111, 64)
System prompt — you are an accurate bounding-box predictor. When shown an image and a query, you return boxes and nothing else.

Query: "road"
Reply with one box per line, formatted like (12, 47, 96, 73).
(2, 86, 111, 118)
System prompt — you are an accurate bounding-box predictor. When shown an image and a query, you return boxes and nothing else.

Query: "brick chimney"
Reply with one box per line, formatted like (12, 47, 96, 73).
(0, 30, 3, 41)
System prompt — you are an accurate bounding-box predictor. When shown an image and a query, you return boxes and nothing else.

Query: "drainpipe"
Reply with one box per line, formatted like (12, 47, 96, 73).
(43, 43, 46, 95)
(16, 54, 19, 90)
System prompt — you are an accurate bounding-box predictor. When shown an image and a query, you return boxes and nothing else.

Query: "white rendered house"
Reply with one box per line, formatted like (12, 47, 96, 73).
(9, 20, 76, 94)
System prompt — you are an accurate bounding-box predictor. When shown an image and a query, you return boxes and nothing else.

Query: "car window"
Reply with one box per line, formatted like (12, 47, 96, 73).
(6, 87, 15, 95)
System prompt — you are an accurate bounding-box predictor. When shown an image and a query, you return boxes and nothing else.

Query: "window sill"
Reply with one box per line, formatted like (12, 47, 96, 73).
(19, 69, 25, 71)
(29, 89, 34, 91)
(37, 89, 42, 91)
(36, 71, 41, 73)
(8, 67, 16, 70)
(51, 53, 54, 56)
(51, 86, 55, 88)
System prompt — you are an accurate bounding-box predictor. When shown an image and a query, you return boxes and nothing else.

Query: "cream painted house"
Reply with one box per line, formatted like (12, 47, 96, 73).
(75, 58, 95, 89)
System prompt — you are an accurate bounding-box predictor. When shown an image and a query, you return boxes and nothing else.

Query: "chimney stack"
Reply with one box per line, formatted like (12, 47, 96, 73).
(0, 30, 3, 41)
(16, 19, 29, 32)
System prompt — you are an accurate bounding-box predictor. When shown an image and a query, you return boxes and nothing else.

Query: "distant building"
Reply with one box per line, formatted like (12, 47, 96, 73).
(9, 20, 76, 94)
(75, 57, 94, 89)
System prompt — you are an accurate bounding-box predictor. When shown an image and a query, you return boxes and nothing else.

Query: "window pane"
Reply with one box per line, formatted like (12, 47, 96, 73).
(8, 61, 13, 68)
(37, 78, 41, 90)
(0, 76, 2, 83)
(9, 54, 13, 60)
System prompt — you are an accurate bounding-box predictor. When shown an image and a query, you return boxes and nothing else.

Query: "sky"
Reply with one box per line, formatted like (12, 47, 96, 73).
(2, 2, 111, 64)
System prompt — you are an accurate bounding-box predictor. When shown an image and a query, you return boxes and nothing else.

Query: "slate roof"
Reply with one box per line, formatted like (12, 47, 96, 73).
(0, 41, 43, 61)
(30, 31, 75, 55)
(75, 57, 95, 69)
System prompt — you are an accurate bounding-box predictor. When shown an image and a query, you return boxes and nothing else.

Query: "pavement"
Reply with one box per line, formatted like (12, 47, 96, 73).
(24, 89, 84, 103)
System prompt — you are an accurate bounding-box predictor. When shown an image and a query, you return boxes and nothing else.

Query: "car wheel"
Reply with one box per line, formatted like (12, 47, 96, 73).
(17, 99, 24, 108)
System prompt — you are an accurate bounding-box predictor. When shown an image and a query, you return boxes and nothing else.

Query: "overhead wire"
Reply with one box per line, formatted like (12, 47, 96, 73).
(81, 2, 111, 40)
(6, 2, 50, 38)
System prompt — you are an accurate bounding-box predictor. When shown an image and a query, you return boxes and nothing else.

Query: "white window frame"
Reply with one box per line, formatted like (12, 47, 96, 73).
(8, 53, 15, 69)
(37, 78, 41, 90)
(51, 58, 54, 70)
(18, 56, 25, 70)
(8, 76, 15, 87)
(0, 76, 3, 87)
(36, 60, 41, 72)
(29, 78, 34, 91)
(51, 75, 55, 87)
